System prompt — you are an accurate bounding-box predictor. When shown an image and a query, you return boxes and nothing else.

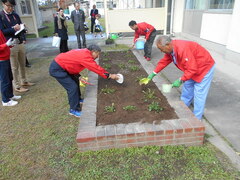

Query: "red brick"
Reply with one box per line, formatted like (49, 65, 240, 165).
(98, 140, 115, 147)
(165, 135, 173, 140)
(96, 136, 106, 141)
(155, 136, 165, 141)
(126, 139, 137, 144)
(146, 131, 155, 136)
(166, 129, 174, 135)
(194, 127, 205, 132)
(126, 133, 136, 138)
(195, 132, 205, 136)
(165, 140, 174, 145)
(136, 137, 146, 142)
(175, 129, 184, 134)
(145, 136, 155, 141)
(116, 134, 127, 139)
(76, 132, 96, 143)
(135, 132, 146, 137)
(155, 130, 164, 135)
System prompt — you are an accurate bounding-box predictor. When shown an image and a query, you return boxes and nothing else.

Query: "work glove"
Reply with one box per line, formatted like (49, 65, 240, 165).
(139, 72, 156, 85)
(6, 38, 14, 47)
(172, 79, 183, 87)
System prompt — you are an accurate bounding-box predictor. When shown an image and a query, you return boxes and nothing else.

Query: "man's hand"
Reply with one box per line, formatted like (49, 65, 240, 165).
(139, 72, 157, 85)
(109, 74, 119, 80)
(172, 79, 183, 87)
(13, 24, 20, 31)
(6, 38, 14, 47)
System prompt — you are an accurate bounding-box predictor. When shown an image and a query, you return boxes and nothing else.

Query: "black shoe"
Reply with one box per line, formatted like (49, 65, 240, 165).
(26, 63, 31, 68)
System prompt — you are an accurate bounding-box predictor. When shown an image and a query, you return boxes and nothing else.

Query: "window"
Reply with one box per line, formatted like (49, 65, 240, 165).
(20, 0, 32, 14)
(209, 0, 234, 9)
(185, 0, 207, 10)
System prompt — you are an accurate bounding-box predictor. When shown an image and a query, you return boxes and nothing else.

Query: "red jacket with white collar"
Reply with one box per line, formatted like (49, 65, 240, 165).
(0, 30, 10, 61)
(133, 22, 155, 42)
(55, 48, 109, 78)
(154, 40, 215, 83)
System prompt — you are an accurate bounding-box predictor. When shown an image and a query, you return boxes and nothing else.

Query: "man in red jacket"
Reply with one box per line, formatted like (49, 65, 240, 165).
(129, 20, 157, 61)
(49, 44, 119, 117)
(143, 36, 215, 120)
(0, 30, 21, 106)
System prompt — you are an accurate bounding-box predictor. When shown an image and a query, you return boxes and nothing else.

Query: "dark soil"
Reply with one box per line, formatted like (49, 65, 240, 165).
(96, 51, 178, 126)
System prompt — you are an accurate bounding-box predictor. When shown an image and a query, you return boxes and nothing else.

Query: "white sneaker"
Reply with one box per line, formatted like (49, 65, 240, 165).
(11, 95, 21, 100)
(2, 100, 18, 106)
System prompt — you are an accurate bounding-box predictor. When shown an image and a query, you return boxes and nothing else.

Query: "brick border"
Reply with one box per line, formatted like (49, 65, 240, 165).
(76, 50, 205, 151)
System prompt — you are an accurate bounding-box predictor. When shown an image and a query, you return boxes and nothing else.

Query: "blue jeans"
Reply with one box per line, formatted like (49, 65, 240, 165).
(49, 60, 81, 111)
(0, 60, 14, 103)
(181, 64, 215, 120)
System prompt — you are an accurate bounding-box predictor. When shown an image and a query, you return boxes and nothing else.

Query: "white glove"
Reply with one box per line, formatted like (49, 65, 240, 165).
(6, 38, 14, 46)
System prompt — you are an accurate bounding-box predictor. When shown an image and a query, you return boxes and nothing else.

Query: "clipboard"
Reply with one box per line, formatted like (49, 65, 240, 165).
(14, 24, 25, 35)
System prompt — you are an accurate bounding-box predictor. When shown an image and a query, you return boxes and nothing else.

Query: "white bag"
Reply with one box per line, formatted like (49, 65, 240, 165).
(52, 36, 61, 47)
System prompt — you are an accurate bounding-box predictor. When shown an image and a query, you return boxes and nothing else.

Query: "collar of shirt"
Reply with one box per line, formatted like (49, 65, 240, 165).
(3, 9, 12, 15)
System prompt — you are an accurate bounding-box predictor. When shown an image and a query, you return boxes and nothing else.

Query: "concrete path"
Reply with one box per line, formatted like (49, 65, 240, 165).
(25, 34, 240, 170)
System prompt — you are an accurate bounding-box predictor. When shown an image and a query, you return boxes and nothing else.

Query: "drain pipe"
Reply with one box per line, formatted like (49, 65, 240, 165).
(170, 0, 175, 36)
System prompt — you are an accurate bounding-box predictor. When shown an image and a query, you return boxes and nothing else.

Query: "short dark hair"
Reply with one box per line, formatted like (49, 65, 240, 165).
(87, 44, 101, 52)
(129, 20, 137, 26)
(1, 0, 16, 5)
(58, 8, 63, 12)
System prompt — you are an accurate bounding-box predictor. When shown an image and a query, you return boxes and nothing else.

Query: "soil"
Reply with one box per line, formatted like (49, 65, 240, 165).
(96, 51, 178, 126)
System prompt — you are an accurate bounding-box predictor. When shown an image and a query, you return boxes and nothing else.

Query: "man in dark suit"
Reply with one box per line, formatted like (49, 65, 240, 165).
(90, 4, 98, 34)
(71, 2, 86, 49)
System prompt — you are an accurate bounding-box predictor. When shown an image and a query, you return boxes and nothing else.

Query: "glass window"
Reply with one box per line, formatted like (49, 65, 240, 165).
(185, 0, 207, 10)
(209, 0, 234, 9)
(96, 2, 104, 9)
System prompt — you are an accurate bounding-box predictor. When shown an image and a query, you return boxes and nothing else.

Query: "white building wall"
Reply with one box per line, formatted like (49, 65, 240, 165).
(226, 2, 240, 53)
(172, 0, 184, 33)
(200, 13, 231, 45)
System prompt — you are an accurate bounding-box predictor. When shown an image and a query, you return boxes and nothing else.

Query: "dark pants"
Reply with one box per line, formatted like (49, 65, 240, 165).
(91, 18, 96, 33)
(144, 29, 157, 58)
(60, 40, 69, 53)
(0, 60, 14, 103)
(75, 30, 86, 49)
(49, 60, 81, 111)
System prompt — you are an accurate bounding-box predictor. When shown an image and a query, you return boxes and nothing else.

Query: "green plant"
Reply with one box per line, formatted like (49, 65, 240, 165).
(142, 88, 156, 101)
(123, 105, 137, 111)
(118, 63, 126, 69)
(104, 103, 116, 113)
(148, 101, 163, 113)
(103, 63, 111, 70)
(101, 86, 116, 94)
(129, 65, 140, 71)
(128, 60, 135, 64)
(136, 75, 145, 82)
(102, 58, 110, 61)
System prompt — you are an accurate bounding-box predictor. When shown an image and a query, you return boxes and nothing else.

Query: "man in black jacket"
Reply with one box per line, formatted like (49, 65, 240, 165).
(0, 0, 35, 93)
(90, 4, 98, 34)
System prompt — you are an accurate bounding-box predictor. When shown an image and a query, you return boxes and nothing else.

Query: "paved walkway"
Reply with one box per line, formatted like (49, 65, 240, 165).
(25, 34, 240, 170)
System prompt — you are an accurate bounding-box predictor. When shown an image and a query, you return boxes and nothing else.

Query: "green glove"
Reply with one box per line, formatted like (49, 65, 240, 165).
(147, 72, 157, 80)
(172, 79, 183, 87)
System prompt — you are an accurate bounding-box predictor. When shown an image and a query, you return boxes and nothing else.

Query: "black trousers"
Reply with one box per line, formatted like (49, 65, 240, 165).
(0, 60, 14, 103)
(91, 18, 96, 33)
(60, 40, 69, 53)
(144, 29, 157, 58)
(49, 60, 81, 111)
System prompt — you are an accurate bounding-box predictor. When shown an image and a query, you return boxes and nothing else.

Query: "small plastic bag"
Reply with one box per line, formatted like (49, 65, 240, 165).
(52, 36, 61, 47)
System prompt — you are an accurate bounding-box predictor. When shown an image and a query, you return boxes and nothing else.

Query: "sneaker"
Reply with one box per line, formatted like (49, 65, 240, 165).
(11, 95, 21, 100)
(146, 57, 151, 61)
(69, 109, 82, 117)
(2, 100, 18, 106)
(21, 82, 35, 86)
(15, 87, 29, 92)
(80, 99, 84, 104)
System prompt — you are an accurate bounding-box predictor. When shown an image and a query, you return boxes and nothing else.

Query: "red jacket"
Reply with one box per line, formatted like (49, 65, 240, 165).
(0, 30, 10, 61)
(154, 40, 215, 83)
(133, 22, 155, 42)
(55, 49, 109, 78)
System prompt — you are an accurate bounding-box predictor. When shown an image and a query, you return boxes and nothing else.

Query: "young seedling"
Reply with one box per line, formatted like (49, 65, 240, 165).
(135, 75, 145, 82)
(123, 105, 137, 111)
(129, 65, 140, 71)
(142, 88, 156, 102)
(101, 85, 116, 94)
(128, 60, 135, 64)
(148, 101, 163, 113)
(103, 63, 111, 70)
(104, 103, 116, 113)
(118, 63, 126, 69)
(102, 58, 110, 61)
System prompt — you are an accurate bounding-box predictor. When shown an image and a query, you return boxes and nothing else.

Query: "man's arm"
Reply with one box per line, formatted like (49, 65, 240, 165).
(71, 11, 74, 23)
(0, 14, 15, 36)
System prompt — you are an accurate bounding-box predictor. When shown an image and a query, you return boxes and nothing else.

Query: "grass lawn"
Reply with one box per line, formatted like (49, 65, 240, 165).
(27, 18, 106, 38)
(0, 56, 240, 179)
